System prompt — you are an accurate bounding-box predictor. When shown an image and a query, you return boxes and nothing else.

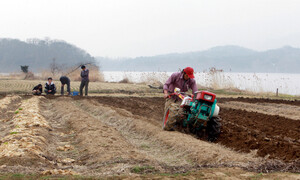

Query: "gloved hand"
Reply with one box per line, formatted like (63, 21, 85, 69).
(164, 93, 169, 99)
(164, 90, 169, 99)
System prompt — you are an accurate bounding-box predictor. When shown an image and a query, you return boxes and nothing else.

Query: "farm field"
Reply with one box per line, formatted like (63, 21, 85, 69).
(1, 79, 299, 100)
(0, 80, 299, 179)
(0, 79, 161, 95)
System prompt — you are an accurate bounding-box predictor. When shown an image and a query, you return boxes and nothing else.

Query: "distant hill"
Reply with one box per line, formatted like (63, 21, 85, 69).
(0, 38, 95, 73)
(97, 45, 300, 73)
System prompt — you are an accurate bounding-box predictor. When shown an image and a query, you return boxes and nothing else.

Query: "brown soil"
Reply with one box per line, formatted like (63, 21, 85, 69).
(0, 94, 6, 100)
(0, 95, 22, 138)
(0, 95, 22, 121)
(35, 96, 261, 174)
(72, 96, 165, 123)
(87, 96, 300, 163)
(76, 98, 259, 165)
(218, 108, 300, 162)
(39, 97, 162, 176)
(1, 95, 299, 178)
(219, 97, 300, 106)
(219, 101, 300, 120)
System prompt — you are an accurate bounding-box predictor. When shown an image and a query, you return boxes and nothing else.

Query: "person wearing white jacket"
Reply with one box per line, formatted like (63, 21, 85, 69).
(44, 77, 56, 95)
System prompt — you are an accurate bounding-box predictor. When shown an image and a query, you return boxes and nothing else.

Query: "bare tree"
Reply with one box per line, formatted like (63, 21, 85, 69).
(50, 58, 59, 77)
(20, 65, 34, 80)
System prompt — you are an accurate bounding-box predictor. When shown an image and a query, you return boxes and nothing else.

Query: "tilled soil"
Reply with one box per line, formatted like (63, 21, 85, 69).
(39, 97, 161, 175)
(75, 98, 258, 166)
(87, 96, 300, 163)
(219, 101, 300, 120)
(0, 95, 299, 177)
(73, 96, 165, 124)
(0, 95, 23, 138)
(219, 97, 300, 106)
(218, 108, 300, 162)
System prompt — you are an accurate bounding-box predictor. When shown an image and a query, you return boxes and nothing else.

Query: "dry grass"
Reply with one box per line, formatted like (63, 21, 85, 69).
(118, 77, 131, 83)
(0, 96, 21, 110)
(0, 74, 299, 100)
(0, 168, 299, 179)
(78, 99, 260, 168)
(1, 95, 299, 178)
(219, 101, 300, 120)
(0, 96, 50, 166)
(79, 99, 194, 167)
(1, 65, 104, 82)
(38, 64, 104, 82)
(0, 73, 25, 80)
(0, 79, 161, 95)
(67, 65, 104, 82)
(139, 72, 168, 86)
(0, 79, 299, 100)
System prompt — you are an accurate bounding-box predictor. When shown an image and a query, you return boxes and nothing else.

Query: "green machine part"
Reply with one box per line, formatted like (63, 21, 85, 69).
(184, 99, 217, 127)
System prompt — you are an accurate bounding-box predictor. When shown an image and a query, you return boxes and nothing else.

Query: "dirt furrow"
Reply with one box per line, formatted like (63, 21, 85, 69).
(0, 95, 22, 121)
(0, 96, 58, 174)
(0, 94, 6, 100)
(90, 96, 300, 163)
(219, 108, 300, 162)
(77, 98, 260, 168)
(219, 97, 300, 106)
(0, 95, 23, 148)
(74, 96, 165, 126)
(219, 101, 300, 120)
(41, 97, 165, 176)
(1, 95, 299, 177)
(75, 99, 196, 169)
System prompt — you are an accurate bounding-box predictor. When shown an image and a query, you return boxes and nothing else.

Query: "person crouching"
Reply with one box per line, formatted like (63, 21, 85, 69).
(32, 84, 43, 95)
(59, 76, 71, 95)
(44, 77, 56, 95)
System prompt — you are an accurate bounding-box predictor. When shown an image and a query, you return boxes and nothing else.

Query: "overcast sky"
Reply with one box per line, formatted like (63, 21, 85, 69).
(1, 0, 300, 57)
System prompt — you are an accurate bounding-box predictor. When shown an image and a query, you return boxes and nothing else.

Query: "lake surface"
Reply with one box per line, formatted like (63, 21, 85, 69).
(103, 71, 300, 95)
(1, 72, 299, 95)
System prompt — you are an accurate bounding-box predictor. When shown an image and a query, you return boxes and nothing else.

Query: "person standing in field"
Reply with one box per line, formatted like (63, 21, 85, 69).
(44, 77, 57, 95)
(80, 65, 89, 96)
(163, 67, 197, 130)
(59, 76, 71, 95)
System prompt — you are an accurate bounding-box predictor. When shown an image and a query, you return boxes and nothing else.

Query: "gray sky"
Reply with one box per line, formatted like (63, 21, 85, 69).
(1, 0, 300, 57)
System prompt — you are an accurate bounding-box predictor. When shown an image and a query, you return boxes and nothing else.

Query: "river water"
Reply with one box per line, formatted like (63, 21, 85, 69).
(103, 71, 300, 95)
(1, 72, 299, 95)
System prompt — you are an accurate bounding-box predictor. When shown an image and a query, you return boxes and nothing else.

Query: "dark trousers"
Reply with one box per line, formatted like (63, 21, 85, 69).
(61, 82, 71, 95)
(32, 90, 41, 95)
(44, 90, 56, 95)
(80, 80, 89, 96)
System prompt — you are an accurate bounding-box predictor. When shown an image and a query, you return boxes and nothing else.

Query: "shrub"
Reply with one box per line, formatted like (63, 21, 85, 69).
(24, 72, 35, 80)
(119, 77, 131, 83)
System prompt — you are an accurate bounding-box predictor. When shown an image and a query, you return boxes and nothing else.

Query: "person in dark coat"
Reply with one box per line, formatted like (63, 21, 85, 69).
(32, 84, 43, 95)
(59, 76, 71, 95)
(79, 65, 89, 96)
(44, 77, 56, 95)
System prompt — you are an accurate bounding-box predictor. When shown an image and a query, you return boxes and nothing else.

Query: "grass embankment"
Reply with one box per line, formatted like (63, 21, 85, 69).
(208, 88, 300, 100)
(0, 80, 161, 96)
(0, 79, 299, 100)
(0, 169, 298, 180)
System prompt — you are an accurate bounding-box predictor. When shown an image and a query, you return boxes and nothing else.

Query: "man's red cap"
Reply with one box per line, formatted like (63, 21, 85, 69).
(184, 67, 195, 79)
